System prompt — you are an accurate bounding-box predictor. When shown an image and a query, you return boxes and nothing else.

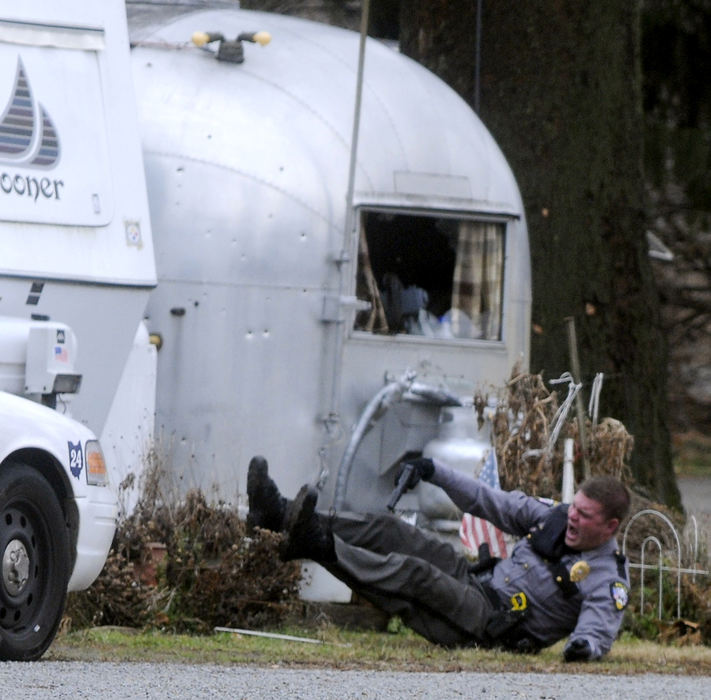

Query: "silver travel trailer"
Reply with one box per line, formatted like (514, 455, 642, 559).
(0, 0, 154, 657)
(128, 4, 531, 520)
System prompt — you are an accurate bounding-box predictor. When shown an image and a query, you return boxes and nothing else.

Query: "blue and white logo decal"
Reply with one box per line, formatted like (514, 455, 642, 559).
(68, 441, 84, 479)
(0, 58, 60, 169)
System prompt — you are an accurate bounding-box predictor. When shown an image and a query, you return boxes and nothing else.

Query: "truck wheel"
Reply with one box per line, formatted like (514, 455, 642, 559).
(0, 462, 70, 661)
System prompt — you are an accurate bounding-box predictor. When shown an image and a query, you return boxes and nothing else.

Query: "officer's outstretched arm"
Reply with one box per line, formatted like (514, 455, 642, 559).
(429, 461, 549, 535)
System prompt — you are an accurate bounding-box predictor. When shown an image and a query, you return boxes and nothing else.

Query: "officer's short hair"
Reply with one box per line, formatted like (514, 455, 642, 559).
(580, 476, 630, 524)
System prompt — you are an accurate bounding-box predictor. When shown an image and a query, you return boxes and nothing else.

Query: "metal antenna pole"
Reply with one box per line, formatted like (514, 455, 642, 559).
(343, 0, 371, 244)
(474, 0, 482, 113)
(323, 0, 371, 433)
(566, 316, 591, 480)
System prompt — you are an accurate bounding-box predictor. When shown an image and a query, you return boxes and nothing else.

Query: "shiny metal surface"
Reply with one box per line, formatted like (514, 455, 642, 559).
(419, 407, 492, 520)
(2, 539, 29, 596)
(130, 6, 531, 511)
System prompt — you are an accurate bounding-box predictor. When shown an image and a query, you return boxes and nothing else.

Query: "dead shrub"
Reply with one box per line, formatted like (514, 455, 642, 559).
(487, 368, 634, 498)
(65, 460, 301, 632)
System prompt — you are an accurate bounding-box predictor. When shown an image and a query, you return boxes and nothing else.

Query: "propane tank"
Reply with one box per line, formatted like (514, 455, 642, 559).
(417, 406, 491, 520)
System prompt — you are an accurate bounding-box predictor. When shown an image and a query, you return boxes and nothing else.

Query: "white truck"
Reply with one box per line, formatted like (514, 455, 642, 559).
(0, 0, 155, 659)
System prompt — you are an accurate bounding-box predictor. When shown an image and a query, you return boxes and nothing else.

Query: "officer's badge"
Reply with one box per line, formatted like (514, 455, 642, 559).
(610, 581, 629, 610)
(570, 560, 590, 582)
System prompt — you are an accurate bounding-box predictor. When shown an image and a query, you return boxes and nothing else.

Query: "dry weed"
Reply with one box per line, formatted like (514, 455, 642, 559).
(489, 369, 634, 497)
(65, 459, 301, 632)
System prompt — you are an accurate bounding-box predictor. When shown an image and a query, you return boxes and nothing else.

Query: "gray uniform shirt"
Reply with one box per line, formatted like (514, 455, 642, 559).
(431, 461, 630, 658)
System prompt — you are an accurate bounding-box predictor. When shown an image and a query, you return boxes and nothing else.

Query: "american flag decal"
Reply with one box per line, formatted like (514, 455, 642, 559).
(459, 448, 516, 558)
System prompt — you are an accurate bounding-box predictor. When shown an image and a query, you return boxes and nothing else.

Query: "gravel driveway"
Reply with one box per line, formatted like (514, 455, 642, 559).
(1, 662, 709, 699)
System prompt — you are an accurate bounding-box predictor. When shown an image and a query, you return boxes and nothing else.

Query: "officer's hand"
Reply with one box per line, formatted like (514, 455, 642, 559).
(563, 638, 592, 662)
(395, 457, 435, 490)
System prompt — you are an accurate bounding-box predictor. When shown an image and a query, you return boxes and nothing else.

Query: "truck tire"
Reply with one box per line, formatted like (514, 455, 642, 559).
(0, 462, 71, 661)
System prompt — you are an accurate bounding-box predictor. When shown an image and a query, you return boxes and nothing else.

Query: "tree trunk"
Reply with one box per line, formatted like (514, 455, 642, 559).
(400, 1, 679, 506)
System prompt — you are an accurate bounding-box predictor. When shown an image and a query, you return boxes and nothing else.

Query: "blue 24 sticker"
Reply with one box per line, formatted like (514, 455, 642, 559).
(68, 441, 84, 479)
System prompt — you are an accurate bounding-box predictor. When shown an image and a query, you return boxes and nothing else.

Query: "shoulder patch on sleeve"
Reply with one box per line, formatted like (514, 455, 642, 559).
(610, 581, 629, 611)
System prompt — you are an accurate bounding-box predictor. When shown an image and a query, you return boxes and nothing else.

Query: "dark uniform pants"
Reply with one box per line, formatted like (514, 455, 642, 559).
(319, 512, 494, 647)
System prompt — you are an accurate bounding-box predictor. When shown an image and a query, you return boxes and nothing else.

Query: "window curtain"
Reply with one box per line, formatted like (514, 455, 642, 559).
(451, 222, 504, 339)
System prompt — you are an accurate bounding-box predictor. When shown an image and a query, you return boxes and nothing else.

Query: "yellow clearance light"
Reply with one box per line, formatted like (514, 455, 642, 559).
(85, 440, 109, 486)
(252, 31, 271, 46)
(191, 31, 215, 47)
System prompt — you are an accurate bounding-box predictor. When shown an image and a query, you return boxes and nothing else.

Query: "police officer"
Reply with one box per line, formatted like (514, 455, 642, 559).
(246, 455, 631, 660)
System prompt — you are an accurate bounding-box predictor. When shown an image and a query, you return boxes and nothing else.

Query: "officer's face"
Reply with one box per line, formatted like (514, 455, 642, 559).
(565, 491, 619, 551)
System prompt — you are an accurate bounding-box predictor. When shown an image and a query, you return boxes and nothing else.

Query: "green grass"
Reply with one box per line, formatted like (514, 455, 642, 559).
(47, 626, 711, 675)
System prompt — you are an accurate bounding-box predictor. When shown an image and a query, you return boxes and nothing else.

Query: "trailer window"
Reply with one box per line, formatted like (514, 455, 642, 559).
(354, 212, 504, 340)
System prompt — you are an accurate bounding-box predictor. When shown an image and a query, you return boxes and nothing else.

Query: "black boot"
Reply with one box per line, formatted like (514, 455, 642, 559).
(246, 455, 288, 532)
(279, 484, 335, 562)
